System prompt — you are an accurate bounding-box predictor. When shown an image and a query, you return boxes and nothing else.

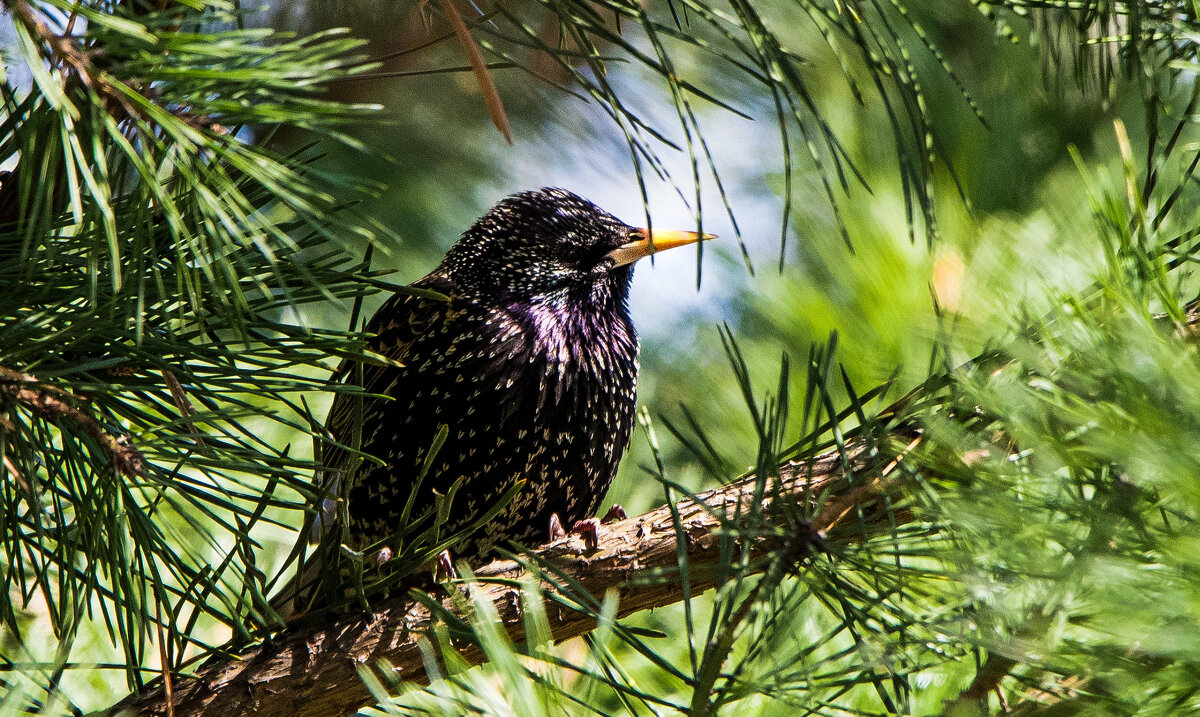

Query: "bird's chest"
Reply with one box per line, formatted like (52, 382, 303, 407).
(465, 303, 639, 523)
(356, 300, 637, 551)
(477, 301, 638, 453)
(521, 310, 637, 452)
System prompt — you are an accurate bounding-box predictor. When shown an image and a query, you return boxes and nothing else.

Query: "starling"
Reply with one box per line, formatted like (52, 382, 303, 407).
(287, 188, 711, 611)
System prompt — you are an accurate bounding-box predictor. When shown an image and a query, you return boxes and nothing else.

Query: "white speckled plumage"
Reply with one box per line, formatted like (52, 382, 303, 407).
(320, 188, 644, 564)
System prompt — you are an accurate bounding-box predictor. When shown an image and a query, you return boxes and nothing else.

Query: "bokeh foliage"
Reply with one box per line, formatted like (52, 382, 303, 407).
(4, 0, 1200, 715)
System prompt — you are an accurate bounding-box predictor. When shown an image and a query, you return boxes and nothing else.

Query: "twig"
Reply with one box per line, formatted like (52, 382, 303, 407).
(162, 369, 208, 453)
(0, 366, 143, 476)
(436, 0, 513, 144)
(3, 0, 225, 133)
(154, 599, 176, 717)
(940, 653, 1019, 715)
(3, 453, 38, 511)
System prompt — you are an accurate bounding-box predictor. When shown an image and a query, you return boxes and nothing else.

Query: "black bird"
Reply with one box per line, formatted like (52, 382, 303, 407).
(284, 188, 711, 612)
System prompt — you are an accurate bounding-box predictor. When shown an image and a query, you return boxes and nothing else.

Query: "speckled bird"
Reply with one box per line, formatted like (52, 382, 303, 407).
(305, 188, 711, 596)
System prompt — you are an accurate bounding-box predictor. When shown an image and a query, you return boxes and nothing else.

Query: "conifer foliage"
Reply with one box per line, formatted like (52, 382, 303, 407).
(3, 1, 1200, 716)
(0, 0, 382, 704)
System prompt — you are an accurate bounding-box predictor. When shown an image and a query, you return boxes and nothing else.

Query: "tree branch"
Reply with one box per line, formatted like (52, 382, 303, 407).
(0, 366, 144, 477)
(114, 430, 917, 717)
(3, 0, 227, 133)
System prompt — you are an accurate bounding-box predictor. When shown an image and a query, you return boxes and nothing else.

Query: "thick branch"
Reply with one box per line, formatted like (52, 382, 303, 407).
(115, 432, 915, 717)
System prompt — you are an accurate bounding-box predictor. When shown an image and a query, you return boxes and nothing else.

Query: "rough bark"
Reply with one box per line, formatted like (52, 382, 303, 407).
(114, 429, 916, 717)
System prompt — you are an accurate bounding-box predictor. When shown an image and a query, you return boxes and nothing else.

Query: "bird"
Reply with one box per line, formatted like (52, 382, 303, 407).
(276, 188, 712, 616)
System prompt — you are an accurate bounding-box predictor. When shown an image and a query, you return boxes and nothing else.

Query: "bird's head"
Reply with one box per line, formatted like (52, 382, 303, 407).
(440, 188, 714, 307)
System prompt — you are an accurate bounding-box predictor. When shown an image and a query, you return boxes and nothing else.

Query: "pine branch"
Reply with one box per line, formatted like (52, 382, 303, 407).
(113, 431, 916, 717)
(0, 365, 144, 476)
(3, 0, 224, 132)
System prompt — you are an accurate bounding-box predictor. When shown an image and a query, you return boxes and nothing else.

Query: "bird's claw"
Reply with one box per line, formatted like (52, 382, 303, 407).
(434, 549, 457, 583)
(550, 510, 616, 550)
(548, 512, 567, 542)
(601, 504, 626, 524)
(571, 517, 602, 551)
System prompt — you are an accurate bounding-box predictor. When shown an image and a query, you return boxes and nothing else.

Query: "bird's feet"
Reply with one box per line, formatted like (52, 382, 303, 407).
(548, 505, 626, 550)
(433, 549, 458, 583)
(570, 518, 602, 550)
(549, 512, 567, 541)
(601, 504, 627, 523)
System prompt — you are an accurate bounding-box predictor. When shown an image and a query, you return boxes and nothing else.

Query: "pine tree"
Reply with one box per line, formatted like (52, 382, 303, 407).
(4, 1, 1200, 716)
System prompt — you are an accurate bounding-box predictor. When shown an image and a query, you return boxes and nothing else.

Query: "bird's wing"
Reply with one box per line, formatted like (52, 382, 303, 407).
(270, 275, 460, 619)
(312, 272, 458, 540)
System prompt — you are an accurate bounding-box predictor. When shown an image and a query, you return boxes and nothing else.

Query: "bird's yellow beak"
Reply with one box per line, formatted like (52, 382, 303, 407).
(605, 228, 717, 268)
